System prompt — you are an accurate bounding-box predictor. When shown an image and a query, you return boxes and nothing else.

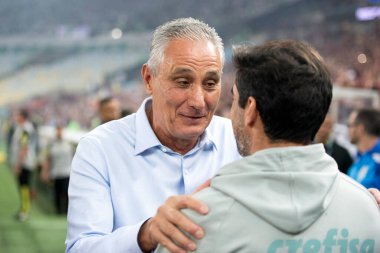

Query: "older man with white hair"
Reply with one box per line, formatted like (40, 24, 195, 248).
(65, 18, 240, 253)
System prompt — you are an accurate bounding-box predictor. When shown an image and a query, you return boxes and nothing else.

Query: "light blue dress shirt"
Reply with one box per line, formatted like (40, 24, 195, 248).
(66, 98, 240, 253)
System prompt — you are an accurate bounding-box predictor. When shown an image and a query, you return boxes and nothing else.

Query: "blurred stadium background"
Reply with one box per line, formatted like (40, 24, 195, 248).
(0, 0, 379, 252)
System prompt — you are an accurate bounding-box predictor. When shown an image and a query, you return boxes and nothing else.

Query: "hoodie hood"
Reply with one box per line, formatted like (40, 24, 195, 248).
(211, 144, 340, 234)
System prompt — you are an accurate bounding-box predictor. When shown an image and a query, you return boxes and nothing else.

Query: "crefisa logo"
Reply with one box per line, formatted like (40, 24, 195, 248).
(267, 228, 375, 253)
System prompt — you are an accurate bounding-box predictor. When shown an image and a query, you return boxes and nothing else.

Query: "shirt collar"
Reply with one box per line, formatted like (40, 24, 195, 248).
(134, 97, 217, 155)
(201, 125, 218, 152)
(134, 97, 162, 155)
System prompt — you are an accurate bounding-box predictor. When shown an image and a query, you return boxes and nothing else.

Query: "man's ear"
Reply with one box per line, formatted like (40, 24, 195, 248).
(244, 96, 258, 127)
(141, 64, 153, 95)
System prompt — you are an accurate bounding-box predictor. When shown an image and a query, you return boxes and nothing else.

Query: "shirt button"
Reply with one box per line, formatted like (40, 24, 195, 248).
(161, 147, 167, 152)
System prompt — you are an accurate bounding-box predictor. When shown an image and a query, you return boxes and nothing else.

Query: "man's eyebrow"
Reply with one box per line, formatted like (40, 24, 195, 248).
(204, 71, 221, 80)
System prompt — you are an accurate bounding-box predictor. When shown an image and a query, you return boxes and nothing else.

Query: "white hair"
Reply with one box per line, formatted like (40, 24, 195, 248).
(147, 17, 224, 74)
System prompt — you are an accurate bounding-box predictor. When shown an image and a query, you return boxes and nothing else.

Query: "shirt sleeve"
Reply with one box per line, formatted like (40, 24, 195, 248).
(65, 137, 144, 253)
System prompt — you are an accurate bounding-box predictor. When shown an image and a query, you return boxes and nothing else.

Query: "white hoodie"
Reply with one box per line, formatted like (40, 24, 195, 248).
(157, 144, 380, 253)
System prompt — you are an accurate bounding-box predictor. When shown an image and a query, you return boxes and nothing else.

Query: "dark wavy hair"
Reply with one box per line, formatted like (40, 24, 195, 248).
(233, 40, 332, 144)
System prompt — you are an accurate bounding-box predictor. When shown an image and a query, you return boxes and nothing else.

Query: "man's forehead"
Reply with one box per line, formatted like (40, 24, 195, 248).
(171, 67, 221, 76)
(164, 39, 221, 61)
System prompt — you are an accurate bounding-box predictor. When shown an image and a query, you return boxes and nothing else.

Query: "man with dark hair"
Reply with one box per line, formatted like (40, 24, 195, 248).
(157, 40, 380, 252)
(67, 18, 380, 253)
(98, 96, 122, 124)
(347, 108, 380, 189)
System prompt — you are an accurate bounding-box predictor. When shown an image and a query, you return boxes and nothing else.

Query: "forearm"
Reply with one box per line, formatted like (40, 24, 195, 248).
(66, 222, 145, 253)
(67, 137, 147, 253)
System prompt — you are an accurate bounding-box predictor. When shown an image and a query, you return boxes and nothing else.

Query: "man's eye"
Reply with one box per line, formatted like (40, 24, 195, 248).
(204, 81, 217, 89)
(176, 79, 189, 87)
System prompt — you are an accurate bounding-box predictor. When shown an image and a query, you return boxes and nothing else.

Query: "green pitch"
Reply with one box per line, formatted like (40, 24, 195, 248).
(0, 160, 67, 253)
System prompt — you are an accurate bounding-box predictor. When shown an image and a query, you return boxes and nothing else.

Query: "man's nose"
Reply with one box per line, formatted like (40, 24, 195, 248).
(187, 84, 206, 109)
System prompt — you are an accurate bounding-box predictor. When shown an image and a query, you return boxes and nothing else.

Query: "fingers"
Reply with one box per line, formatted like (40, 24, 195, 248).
(150, 217, 196, 253)
(160, 195, 206, 240)
(150, 195, 209, 252)
(169, 195, 209, 214)
(369, 188, 380, 206)
(164, 196, 208, 240)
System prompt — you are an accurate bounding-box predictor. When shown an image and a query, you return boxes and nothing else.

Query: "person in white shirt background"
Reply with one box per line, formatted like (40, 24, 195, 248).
(40, 125, 74, 215)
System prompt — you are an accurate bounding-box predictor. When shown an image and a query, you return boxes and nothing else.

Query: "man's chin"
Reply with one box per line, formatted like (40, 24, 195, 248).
(177, 127, 207, 140)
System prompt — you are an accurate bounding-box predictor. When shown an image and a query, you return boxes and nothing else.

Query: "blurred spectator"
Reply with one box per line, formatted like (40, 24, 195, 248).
(90, 96, 122, 128)
(315, 114, 353, 174)
(98, 96, 122, 124)
(347, 108, 380, 189)
(40, 125, 73, 214)
(9, 109, 37, 221)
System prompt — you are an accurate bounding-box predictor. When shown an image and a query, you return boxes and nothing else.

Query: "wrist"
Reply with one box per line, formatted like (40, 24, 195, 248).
(137, 218, 156, 252)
